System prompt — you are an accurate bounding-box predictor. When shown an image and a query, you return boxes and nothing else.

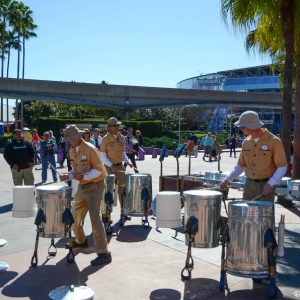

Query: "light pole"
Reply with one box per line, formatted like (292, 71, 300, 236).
(178, 104, 198, 143)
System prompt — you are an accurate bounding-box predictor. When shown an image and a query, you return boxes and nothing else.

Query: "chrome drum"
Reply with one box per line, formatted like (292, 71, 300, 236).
(278, 177, 291, 188)
(288, 179, 300, 191)
(124, 174, 152, 216)
(36, 186, 72, 238)
(183, 190, 222, 248)
(215, 172, 230, 181)
(226, 201, 275, 278)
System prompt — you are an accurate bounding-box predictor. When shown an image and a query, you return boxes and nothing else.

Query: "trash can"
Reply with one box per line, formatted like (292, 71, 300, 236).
(183, 190, 222, 248)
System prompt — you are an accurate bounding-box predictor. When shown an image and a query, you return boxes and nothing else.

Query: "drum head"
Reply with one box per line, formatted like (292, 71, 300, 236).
(48, 285, 95, 300)
(183, 190, 222, 197)
(36, 185, 72, 192)
(0, 239, 8, 247)
(0, 262, 9, 273)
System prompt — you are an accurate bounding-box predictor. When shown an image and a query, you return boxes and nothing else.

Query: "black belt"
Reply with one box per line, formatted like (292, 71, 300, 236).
(112, 163, 122, 166)
(248, 178, 269, 183)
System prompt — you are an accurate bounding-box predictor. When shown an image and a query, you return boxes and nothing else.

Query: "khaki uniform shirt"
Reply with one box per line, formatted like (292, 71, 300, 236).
(238, 128, 287, 180)
(100, 132, 125, 165)
(70, 139, 107, 185)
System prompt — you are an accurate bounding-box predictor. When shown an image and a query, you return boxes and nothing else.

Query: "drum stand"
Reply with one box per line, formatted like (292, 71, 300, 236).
(141, 187, 151, 228)
(31, 208, 75, 267)
(102, 191, 114, 235)
(31, 208, 44, 267)
(0, 239, 9, 273)
(219, 225, 278, 299)
(181, 216, 198, 280)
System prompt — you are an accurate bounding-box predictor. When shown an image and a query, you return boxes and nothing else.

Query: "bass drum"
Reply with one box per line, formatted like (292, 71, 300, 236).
(36, 185, 72, 238)
(226, 200, 275, 278)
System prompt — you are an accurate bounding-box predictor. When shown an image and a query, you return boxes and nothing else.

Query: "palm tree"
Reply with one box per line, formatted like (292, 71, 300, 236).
(5, 29, 20, 131)
(221, 0, 295, 174)
(0, 0, 12, 121)
(21, 10, 37, 79)
(9, 1, 36, 129)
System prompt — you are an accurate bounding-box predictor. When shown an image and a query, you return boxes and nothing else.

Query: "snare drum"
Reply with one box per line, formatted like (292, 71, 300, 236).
(183, 190, 222, 248)
(36, 185, 72, 238)
(226, 201, 274, 278)
(124, 174, 152, 216)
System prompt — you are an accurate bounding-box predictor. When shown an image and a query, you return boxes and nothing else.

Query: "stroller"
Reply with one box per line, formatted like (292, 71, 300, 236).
(211, 147, 218, 160)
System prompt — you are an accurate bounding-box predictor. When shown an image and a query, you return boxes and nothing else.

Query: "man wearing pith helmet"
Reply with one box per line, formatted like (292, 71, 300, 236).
(59, 124, 112, 266)
(100, 117, 133, 223)
(220, 110, 287, 202)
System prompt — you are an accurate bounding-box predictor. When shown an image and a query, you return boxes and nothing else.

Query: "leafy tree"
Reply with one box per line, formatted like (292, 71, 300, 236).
(221, 0, 296, 175)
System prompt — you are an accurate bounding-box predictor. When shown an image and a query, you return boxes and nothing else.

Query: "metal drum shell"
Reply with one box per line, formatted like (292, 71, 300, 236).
(226, 201, 275, 279)
(100, 174, 116, 214)
(124, 173, 152, 216)
(215, 172, 230, 182)
(288, 179, 300, 191)
(183, 190, 222, 248)
(277, 177, 291, 188)
(204, 171, 220, 180)
(36, 185, 72, 238)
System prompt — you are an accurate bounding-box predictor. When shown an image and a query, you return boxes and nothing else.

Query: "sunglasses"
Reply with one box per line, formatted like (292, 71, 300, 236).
(240, 126, 246, 129)
(111, 125, 119, 127)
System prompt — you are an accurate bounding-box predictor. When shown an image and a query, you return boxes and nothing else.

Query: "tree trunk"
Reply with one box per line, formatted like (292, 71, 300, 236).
(14, 30, 20, 129)
(280, 0, 294, 176)
(292, 53, 300, 178)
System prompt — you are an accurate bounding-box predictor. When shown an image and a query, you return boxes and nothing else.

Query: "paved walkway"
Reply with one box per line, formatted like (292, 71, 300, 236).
(0, 149, 299, 299)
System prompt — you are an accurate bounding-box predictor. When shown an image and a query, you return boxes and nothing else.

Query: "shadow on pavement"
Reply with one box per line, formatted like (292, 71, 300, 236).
(0, 204, 12, 214)
(184, 278, 221, 300)
(1, 253, 105, 299)
(150, 288, 181, 300)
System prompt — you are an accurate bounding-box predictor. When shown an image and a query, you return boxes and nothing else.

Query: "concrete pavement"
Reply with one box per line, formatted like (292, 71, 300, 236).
(0, 148, 299, 299)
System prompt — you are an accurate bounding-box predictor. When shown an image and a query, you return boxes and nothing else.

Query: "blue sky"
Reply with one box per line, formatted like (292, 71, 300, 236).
(8, 0, 270, 90)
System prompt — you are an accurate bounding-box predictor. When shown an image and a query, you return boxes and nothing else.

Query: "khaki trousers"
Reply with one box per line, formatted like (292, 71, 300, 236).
(105, 165, 126, 213)
(73, 180, 108, 254)
(243, 178, 276, 202)
(11, 167, 34, 186)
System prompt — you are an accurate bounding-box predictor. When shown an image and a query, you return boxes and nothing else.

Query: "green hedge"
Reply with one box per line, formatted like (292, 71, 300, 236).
(36, 118, 163, 141)
(0, 134, 13, 147)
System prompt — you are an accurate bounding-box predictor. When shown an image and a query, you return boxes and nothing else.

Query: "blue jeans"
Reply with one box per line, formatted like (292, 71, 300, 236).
(42, 155, 57, 182)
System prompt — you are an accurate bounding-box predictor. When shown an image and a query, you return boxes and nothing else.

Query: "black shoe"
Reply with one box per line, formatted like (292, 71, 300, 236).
(121, 214, 131, 220)
(91, 252, 112, 266)
(65, 239, 88, 249)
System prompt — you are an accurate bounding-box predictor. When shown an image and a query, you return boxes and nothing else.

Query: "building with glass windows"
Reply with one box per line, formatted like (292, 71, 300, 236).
(176, 65, 284, 133)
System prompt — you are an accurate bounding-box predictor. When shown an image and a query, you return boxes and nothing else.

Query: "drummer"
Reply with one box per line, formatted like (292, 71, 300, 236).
(220, 111, 287, 202)
(100, 117, 133, 220)
(59, 125, 112, 266)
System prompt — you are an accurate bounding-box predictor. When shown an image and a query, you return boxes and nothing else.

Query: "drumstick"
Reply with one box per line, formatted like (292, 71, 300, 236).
(251, 192, 264, 201)
(48, 162, 62, 176)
